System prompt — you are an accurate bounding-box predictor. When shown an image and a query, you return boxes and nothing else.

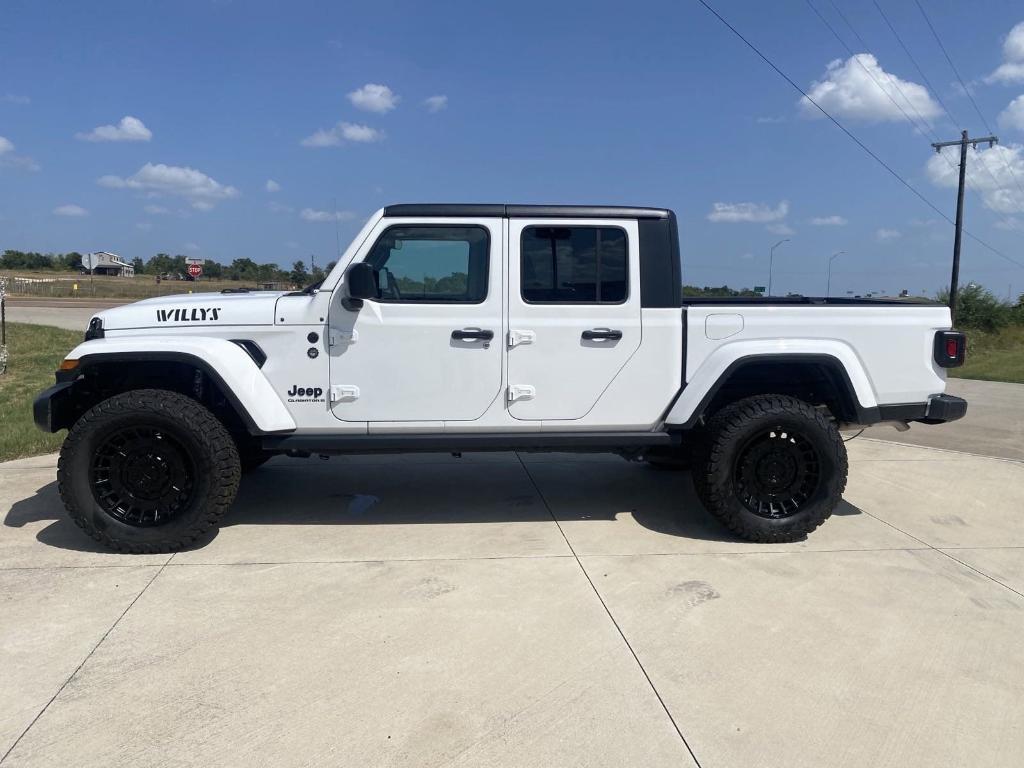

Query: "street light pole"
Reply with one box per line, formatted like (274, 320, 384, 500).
(768, 239, 789, 296)
(826, 250, 845, 298)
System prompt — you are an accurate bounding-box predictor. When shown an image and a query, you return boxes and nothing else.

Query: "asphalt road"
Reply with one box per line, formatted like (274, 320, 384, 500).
(3, 298, 126, 332)
(2, 441, 1022, 767)
(861, 377, 1024, 461)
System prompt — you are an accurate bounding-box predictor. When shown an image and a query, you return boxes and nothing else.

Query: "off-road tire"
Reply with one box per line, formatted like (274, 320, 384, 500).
(693, 394, 847, 542)
(58, 389, 241, 553)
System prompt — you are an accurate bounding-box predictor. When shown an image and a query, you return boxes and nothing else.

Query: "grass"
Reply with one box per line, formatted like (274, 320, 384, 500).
(0, 323, 82, 461)
(951, 324, 1024, 384)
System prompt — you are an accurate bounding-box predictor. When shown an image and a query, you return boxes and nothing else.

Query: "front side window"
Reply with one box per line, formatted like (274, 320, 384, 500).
(521, 226, 628, 303)
(364, 225, 490, 303)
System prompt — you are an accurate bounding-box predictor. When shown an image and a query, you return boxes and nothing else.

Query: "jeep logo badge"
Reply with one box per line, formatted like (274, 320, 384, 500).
(287, 385, 324, 403)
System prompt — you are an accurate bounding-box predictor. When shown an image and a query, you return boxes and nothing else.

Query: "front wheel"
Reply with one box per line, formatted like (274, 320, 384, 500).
(693, 395, 847, 542)
(58, 389, 241, 553)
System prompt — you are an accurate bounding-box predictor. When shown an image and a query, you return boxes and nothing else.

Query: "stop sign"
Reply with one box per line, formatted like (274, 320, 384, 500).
(187, 263, 202, 278)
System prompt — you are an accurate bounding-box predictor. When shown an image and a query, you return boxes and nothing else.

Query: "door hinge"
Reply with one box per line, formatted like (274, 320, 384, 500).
(328, 330, 358, 347)
(507, 329, 536, 348)
(330, 384, 361, 403)
(507, 384, 536, 403)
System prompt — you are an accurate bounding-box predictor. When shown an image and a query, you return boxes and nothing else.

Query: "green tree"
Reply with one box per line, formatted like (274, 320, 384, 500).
(937, 283, 1011, 332)
(290, 260, 309, 286)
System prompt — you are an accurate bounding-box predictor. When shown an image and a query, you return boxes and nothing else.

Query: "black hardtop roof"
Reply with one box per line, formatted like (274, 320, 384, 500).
(383, 204, 673, 220)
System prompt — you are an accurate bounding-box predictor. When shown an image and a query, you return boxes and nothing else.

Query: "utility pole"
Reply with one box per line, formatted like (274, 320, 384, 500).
(768, 238, 789, 297)
(826, 250, 845, 298)
(931, 130, 997, 324)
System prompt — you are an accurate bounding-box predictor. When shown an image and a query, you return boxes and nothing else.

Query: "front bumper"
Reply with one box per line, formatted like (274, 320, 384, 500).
(33, 382, 76, 433)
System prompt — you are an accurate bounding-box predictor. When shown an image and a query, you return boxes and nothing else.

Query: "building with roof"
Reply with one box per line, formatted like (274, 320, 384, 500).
(84, 251, 135, 277)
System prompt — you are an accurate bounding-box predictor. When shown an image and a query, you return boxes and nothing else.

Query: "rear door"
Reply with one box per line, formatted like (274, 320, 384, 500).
(506, 218, 641, 420)
(328, 218, 503, 422)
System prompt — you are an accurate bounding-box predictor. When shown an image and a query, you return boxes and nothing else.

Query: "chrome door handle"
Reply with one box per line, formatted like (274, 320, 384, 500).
(581, 329, 623, 341)
(451, 328, 494, 341)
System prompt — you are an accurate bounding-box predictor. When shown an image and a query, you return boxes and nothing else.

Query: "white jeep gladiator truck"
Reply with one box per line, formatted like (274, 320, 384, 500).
(34, 204, 967, 552)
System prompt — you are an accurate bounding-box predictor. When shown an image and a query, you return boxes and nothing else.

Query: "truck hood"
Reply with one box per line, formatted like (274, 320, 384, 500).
(97, 291, 286, 330)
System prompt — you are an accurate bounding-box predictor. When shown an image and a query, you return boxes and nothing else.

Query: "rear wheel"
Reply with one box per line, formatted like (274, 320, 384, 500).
(693, 394, 847, 542)
(58, 389, 241, 553)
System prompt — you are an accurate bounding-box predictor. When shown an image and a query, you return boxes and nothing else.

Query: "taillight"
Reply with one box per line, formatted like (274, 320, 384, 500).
(934, 331, 966, 368)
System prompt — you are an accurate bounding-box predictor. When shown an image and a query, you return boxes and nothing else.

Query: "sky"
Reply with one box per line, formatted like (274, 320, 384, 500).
(2, 0, 1024, 298)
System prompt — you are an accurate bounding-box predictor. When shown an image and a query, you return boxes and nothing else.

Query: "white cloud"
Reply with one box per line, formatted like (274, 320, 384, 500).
(265, 179, 281, 192)
(926, 143, 1024, 214)
(267, 201, 294, 214)
(999, 94, 1024, 132)
(800, 54, 940, 123)
(767, 223, 795, 235)
(423, 95, 448, 113)
(300, 122, 382, 147)
(707, 200, 789, 223)
(98, 162, 239, 208)
(0, 137, 38, 171)
(136, 222, 152, 231)
(810, 215, 848, 226)
(75, 115, 152, 142)
(876, 228, 902, 241)
(995, 217, 1024, 231)
(53, 204, 88, 217)
(2, 93, 30, 104)
(300, 207, 357, 222)
(144, 204, 169, 214)
(184, 242, 200, 252)
(348, 83, 399, 113)
(985, 22, 1024, 84)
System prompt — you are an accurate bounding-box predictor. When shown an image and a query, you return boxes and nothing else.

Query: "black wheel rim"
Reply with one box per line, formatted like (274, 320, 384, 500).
(90, 426, 196, 527)
(734, 425, 821, 519)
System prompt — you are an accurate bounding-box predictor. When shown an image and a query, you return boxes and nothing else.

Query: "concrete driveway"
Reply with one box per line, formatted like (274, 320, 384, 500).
(2, 440, 1022, 767)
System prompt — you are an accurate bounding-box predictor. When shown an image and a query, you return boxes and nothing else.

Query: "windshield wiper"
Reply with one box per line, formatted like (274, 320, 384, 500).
(286, 279, 325, 297)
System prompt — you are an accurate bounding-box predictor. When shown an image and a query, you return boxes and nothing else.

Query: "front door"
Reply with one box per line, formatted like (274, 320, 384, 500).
(328, 219, 503, 422)
(506, 218, 642, 420)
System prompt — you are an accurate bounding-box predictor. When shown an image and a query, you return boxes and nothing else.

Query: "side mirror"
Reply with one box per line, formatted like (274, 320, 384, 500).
(345, 262, 378, 300)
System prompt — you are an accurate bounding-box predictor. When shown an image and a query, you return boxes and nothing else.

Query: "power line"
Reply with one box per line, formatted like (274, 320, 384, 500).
(693, 0, 1024, 273)
(864, 0, 998, 196)
(912, 0, 1024, 199)
(808, 0, 980, 191)
(827, 0, 939, 138)
(872, 0, 959, 129)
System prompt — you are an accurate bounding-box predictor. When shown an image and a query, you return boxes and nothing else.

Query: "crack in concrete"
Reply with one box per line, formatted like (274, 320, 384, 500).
(0, 554, 175, 765)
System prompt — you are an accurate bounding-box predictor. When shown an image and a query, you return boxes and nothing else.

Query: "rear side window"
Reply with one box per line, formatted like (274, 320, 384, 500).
(364, 225, 490, 303)
(521, 226, 628, 303)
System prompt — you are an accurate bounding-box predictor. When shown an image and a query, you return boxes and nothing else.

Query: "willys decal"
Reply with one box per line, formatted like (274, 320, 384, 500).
(156, 307, 222, 322)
